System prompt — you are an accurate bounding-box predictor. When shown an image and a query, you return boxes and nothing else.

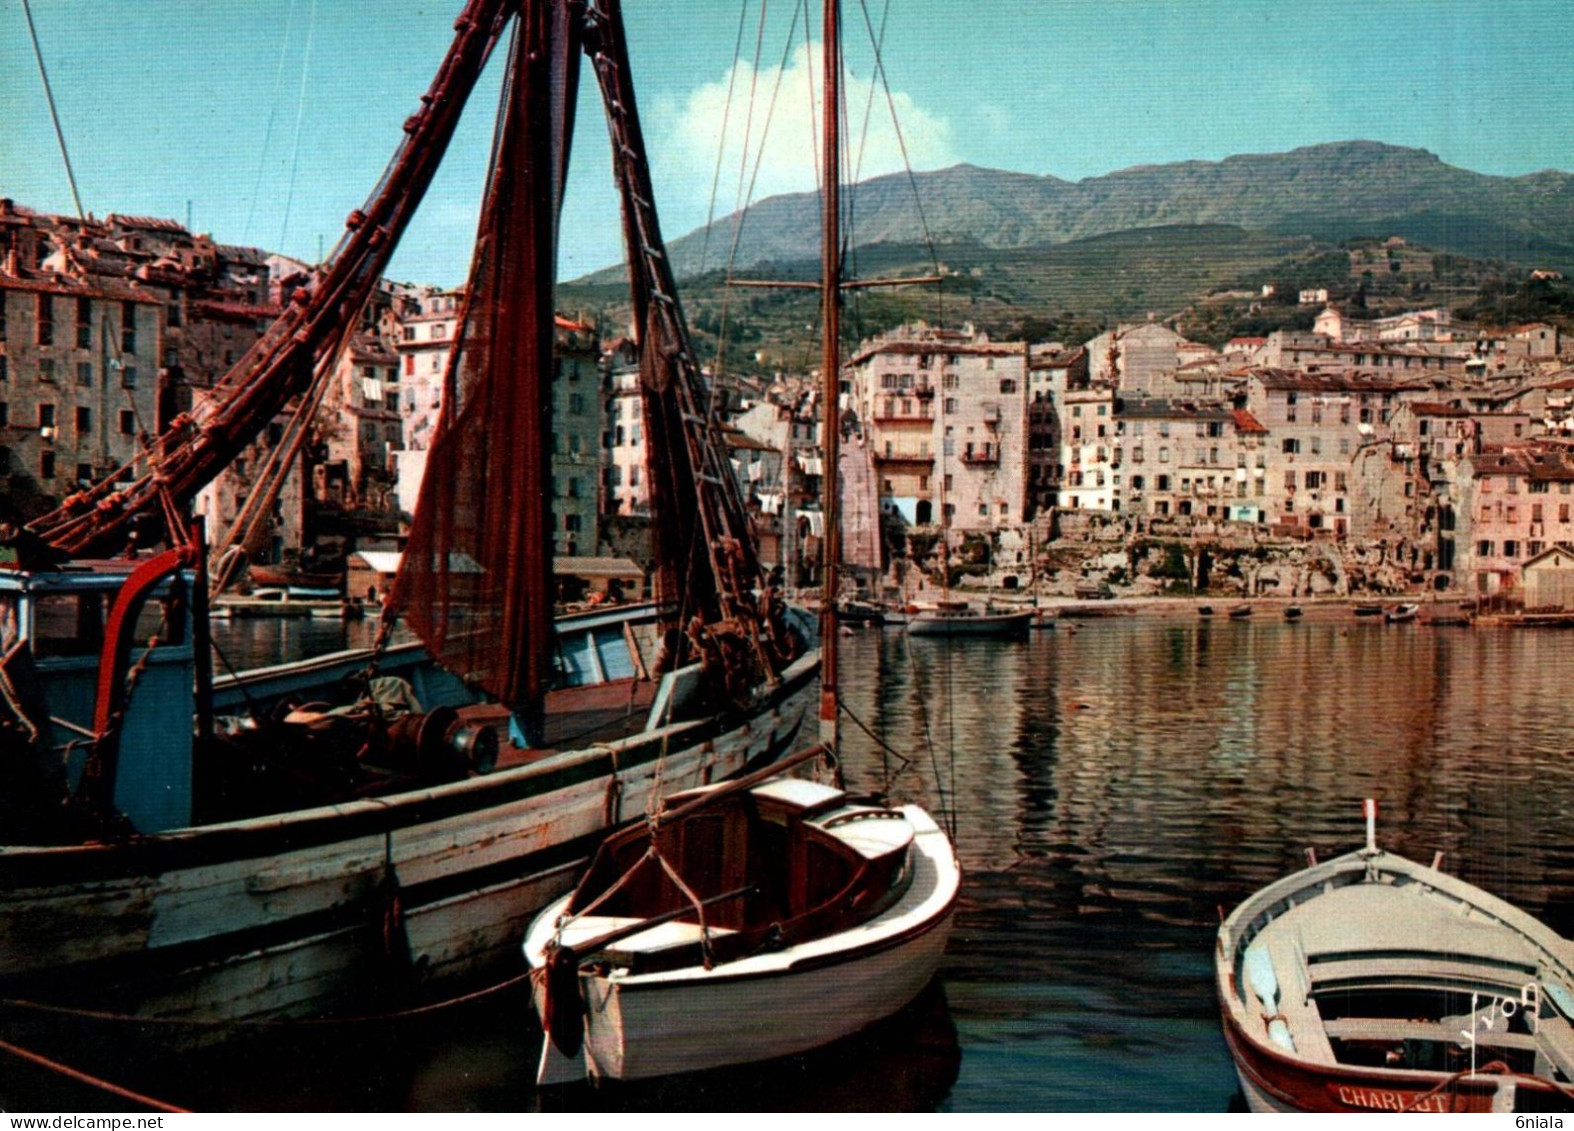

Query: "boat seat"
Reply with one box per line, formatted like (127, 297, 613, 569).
(1535, 1012, 1574, 1080)
(1323, 1016, 1541, 1054)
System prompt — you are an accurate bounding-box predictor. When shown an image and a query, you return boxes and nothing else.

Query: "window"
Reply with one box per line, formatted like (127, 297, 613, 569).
(1284, 470, 1296, 490)
(76, 297, 92, 348)
(121, 366, 137, 389)
(1310, 435, 1321, 454)
(1305, 471, 1325, 490)
(37, 294, 53, 346)
(0, 402, 6, 426)
(40, 450, 55, 479)
(564, 514, 582, 533)
(75, 462, 92, 483)
(1478, 540, 1493, 556)
(39, 358, 56, 383)
(167, 300, 182, 329)
(1562, 504, 1571, 524)
(1339, 437, 1350, 455)
(944, 398, 959, 414)
(1282, 438, 1300, 454)
(1533, 504, 1544, 523)
(1335, 471, 1347, 492)
(1285, 392, 1297, 422)
(75, 406, 90, 434)
(121, 301, 137, 353)
(1, 355, 8, 382)
(1529, 541, 1545, 558)
(1158, 446, 1169, 464)
(119, 409, 136, 436)
(37, 403, 56, 430)
(999, 379, 1016, 394)
(76, 361, 92, 386)
(629, 466, 641, 486)
(1156, 475, 1170, 492)
(1504, 541, 1519, 559)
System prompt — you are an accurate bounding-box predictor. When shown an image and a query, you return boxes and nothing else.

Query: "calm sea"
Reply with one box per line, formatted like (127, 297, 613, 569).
(7, 617, 1574, 1112)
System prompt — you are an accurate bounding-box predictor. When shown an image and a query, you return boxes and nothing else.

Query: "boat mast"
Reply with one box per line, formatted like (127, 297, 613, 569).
(818, 0, 842, 750)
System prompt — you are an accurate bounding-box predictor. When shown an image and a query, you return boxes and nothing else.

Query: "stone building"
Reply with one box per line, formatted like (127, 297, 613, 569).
(848, 322, 1028, 533)
(1457, 447, 1574, 597)
(550, 318, 603, 556)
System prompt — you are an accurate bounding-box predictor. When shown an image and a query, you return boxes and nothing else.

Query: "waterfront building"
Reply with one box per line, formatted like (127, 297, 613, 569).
(1457, 445, 1574, 597)
(848, 322, 1029, 534)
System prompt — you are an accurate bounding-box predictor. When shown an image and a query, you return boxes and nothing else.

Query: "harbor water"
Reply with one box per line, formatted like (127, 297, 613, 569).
(8, 615, 1574, 1111)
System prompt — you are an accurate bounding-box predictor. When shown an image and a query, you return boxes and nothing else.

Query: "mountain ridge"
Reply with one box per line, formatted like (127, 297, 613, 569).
(578, 141, 1574, 284)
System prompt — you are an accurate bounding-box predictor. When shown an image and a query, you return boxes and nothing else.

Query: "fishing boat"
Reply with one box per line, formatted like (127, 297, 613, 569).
(524, 750, 960, 1084)
(0, 0, 816, 1040)
(1386, 602, 1420, 623)
(907, 600, 1034, 640)
(1198, 605, 1215, 618)
(1283, 605, 1303, 622)
(1353, 603, 1385, 618)
(1217, 801, 1574, 1113)
(1228, 603, 1254, 619)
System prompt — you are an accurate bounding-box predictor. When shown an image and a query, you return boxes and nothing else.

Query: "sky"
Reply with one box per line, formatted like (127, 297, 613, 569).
(2, 1, 1571, 288)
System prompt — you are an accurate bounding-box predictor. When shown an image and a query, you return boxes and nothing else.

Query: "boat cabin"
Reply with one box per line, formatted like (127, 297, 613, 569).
(0, 563, 196, 832)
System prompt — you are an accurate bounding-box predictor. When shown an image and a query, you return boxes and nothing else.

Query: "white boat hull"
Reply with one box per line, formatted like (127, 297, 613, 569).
(905, 611, 1032, 639)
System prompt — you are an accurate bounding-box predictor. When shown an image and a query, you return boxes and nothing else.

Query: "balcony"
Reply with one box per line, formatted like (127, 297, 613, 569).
(960, 446, 999, 466)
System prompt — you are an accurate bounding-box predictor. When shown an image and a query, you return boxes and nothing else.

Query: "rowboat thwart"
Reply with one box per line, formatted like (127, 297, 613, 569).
(525, 766, 960, 1084)
(1217, 802, 1574, 1113)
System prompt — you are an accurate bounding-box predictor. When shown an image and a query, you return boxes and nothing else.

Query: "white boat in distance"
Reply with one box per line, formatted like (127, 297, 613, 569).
(525, 753, 960, 1084)
(1217, 801, 1574, 1113)
(905, 600, 1034, 640)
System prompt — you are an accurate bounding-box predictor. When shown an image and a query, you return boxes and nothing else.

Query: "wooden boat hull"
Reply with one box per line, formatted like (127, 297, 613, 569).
(527, 801, 958, 1083)
(1217, 847, 1574, 1114)
(906, 611, 1033, 639)
(0, 654, 819, 1045)
(1386, 604, 1420, 623)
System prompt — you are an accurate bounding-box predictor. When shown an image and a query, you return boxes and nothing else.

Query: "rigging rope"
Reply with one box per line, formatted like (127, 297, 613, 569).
(20, 0, 85, 221)
(698, 1, 752, 278)
(278, 0, 320, 255)
(243, 0, 299, 243)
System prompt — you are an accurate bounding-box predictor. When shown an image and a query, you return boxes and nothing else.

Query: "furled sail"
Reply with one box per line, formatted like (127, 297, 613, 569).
(391, 2, 579, 731)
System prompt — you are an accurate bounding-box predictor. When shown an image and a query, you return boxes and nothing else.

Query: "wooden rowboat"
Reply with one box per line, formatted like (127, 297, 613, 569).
(1217, 801, 1574, 1113)
(526, 762, 960, 1084)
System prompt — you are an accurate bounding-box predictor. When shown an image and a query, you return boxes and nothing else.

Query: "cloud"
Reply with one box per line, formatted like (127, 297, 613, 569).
(653, 39, 957, 228)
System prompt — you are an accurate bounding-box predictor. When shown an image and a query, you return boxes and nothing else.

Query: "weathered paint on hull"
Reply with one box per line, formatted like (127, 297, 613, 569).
(0, 657, 818, 1045)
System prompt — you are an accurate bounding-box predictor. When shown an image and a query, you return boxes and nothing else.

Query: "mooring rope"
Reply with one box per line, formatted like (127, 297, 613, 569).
(0, 1037, 189, 1113)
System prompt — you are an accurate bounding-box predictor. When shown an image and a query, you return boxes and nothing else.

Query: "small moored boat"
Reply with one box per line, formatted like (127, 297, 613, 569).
(906, 600, 1034, 639)
(1386, 602, 1420, 623)
(1228, 603, 1253, 619)
(1353, 603, 1384, 617)
(1217, 800, 1574, 1113)
(1283, 606, 1303, 621)
(525, 751, 960, 1085)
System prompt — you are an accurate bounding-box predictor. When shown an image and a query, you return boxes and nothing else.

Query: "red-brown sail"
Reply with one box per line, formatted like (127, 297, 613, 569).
(389, 2, 578, 731)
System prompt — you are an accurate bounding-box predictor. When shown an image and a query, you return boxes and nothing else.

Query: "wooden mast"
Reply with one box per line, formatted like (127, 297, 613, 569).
(818, 0, 842, 750)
